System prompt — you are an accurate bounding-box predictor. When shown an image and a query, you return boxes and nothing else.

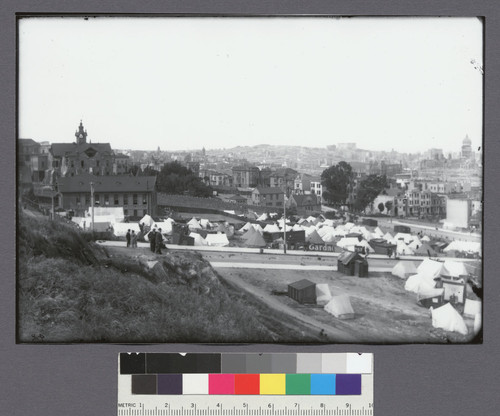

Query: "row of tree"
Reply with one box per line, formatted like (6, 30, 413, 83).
(131, 161, 213, 197)
(321, 161, 388, 213)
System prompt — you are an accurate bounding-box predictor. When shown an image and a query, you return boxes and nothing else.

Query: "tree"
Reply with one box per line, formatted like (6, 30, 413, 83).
(129, 164, 141, 176)
(321, 161, 353, 207)
(378, 202, 385, 212)
(155, 161, 212, 197)
(354, 174, 387, 213)
(385, 200, 393, 214)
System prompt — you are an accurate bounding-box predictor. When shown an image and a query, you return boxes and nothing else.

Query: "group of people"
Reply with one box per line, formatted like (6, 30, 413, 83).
(125, 227, 165, 254)
(148, 227, 164, 254)
(125, 229, 138, 248)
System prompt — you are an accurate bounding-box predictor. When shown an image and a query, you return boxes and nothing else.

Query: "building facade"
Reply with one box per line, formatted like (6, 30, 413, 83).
(251, 187, 285, 208)
(57, 173, 157, 218)
(49, 121, 114, 177)
(232, 165, 260, 188)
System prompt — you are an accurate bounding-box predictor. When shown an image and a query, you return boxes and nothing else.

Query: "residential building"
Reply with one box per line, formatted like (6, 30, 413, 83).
(251, 187, 284, 208)
(113, 153, 131, 175)
(57, 173, 157, 218)
(287, 194, 321, 215)
(269, 168, 297, 193)
(232, 165, 260, 188)
(18, 138, 49, 182)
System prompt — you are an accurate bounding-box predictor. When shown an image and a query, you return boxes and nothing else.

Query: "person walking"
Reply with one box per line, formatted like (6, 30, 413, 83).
(126, 229, 131, 248)
(149, 229, 156, 253)
(155, 228, 163, 254)
(131, 230, 137, 248)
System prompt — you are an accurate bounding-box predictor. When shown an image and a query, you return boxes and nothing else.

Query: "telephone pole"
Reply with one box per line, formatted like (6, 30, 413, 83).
(90, 181, 95, 231)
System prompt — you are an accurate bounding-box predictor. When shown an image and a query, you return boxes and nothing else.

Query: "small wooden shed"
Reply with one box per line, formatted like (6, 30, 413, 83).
(288, 279, 316, 304)
(337, 251, 364, 276)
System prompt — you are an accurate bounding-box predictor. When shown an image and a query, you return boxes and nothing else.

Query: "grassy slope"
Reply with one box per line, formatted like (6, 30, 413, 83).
(18, 214, 304, 343)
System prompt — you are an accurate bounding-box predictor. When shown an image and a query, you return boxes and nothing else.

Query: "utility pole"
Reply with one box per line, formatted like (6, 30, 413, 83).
(90, 181, 95, 232)
(283, 189, 287, 254)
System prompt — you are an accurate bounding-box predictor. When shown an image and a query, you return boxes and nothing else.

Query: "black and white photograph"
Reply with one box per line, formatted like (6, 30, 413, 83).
(17, 16, 483, 344)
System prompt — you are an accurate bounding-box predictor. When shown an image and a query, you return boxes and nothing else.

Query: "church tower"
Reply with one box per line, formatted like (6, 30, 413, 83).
(75, 120, 88, 145)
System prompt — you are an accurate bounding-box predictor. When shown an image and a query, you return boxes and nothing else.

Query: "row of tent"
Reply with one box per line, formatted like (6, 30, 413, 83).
(391, 258, 481, 336)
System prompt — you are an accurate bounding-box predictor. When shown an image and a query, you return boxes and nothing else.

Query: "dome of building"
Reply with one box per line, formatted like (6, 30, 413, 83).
(463, 135, 471, 144)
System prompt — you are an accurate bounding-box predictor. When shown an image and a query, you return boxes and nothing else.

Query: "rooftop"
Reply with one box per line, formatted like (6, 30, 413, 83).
(58, 173, 156, 193)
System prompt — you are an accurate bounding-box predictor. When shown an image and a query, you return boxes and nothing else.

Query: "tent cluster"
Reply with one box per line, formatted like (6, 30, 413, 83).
(391, 258, 481, 336)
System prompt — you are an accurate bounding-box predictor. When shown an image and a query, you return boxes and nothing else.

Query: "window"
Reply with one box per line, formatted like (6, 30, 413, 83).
(133, 194, 137, 204)
(123, 194, 128, 205)
(114, 194, 119, 205)
(81, 160, 84, 168)
(124, 209, 128, 215)
(133, 209, 137, 217)
(142, 194, 147, 205)
(76, 195, 80, 205)
(276, 202, 283, 207)
(97, 160, 100, 167)
(104, 194, 109, 205)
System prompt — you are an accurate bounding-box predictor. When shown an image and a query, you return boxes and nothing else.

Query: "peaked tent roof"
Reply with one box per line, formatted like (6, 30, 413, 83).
(413, 243, 438, 257)
(431, 303, 468, 335)
(324, 295, 355, 318)
(307, 229, 325, 245)
(242, 226, 257, 240)
(391, 261, 419, 279)
(205, 233, 230, 247)
(245, 231, 267, 247)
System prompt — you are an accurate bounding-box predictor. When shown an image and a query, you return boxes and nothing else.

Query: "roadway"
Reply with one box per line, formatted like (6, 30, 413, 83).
(96, 241, 477, 271)
(364, 216, 481, 243)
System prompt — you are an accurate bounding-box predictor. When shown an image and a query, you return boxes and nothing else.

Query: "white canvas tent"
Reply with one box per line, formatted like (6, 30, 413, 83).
(391, 261, 419, 279)
(443, 241, 481, 254)
(187, 218, 202, 230)
(189, 232, 208, 246)
(205, 233, 230, 247)
(240, 222, 253, 232)
(396, 241, 414, 256)
(252, 224, 264, 234)
(421, 235, 431, 242)
(112, 222, 141, 237)
(315, 284, 332, 306)
(139, 214, 155, 227)
(263, 223, 281, 233)
(417, 258, 444, 278)
(324, 295, 355, 319)
(374, 227, 384, 237)
(257, 213, 268, 221)
(442, 260, 469, 278)
(431, 303, 468, 335)
(463, 299, 482, 318)
(87, 207, 125, 223)
(242, 226, 257, 240)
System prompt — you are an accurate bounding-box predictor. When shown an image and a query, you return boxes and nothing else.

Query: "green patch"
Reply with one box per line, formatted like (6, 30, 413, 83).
(286, 374, 311, 395)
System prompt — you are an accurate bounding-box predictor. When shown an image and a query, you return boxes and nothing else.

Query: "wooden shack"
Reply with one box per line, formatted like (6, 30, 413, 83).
(288, 279, 316, 304)
(337, 251, 364, 276)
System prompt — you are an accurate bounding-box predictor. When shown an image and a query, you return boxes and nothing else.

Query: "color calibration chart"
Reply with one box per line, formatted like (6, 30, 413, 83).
(118, 353, 374, 415)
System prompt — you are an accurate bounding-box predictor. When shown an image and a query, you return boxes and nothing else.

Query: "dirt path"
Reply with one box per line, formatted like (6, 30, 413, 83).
(217, 271, 360, 343)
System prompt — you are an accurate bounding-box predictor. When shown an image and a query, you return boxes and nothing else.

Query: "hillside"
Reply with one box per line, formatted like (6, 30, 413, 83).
(17, 214, 316, 343)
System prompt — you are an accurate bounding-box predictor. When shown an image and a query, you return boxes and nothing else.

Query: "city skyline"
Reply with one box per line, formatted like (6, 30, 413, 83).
(19, 17, 483, 153)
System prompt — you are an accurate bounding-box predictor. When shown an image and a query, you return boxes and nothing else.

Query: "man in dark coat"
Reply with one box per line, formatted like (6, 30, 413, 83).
(155, 228, 163, 254)
(149, 229, 156, 253)
(126, 229, 131, 248)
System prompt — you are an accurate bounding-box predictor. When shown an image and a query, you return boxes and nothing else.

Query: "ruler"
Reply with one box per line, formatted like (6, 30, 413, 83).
(117, 394, 374, 416)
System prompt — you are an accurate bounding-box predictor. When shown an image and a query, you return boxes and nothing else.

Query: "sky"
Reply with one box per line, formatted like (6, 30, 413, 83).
(18, 16, 483, 153)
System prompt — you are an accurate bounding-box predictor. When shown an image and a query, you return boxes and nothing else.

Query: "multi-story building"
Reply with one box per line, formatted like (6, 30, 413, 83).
(287, 194, 321, 215)
(18, 138, 49, 183)
(49, 121, 114, 177)
(57, 173, 157, 218)
(113, 153, 131, 175)
(269, 168, 297, 193)
(251, 187, 284, 208)
(232, 165, 260, 188)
